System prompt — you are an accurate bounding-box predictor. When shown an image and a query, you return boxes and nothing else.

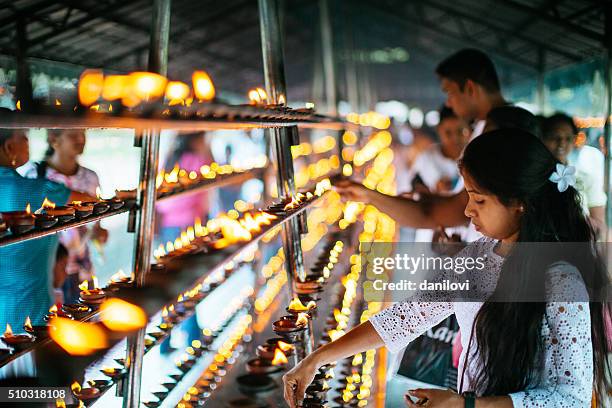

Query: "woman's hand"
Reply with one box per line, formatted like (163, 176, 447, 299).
(282, 354, 319, 408)
(404, 389, 464, 408)
(334, 179, 370, 202)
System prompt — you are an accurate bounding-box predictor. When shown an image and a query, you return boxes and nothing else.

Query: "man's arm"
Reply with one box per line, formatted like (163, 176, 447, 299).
(336, 180, 469, 229)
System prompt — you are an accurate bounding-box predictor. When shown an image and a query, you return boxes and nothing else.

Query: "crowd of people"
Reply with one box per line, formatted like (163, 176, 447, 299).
(283, 49, 612, 408)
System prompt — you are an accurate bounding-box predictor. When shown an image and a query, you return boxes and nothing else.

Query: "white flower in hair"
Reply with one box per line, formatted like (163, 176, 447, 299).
(549, 163, 576, 192)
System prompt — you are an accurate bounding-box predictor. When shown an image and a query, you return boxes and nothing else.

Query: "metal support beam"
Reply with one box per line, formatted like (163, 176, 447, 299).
(604, 2, 612, 245)
(15, 15, 33, 111)
(258, 0, 306, 310)
(123, 1, 170, 407)
(536, 48, 546, 114)
(501, 0, 603, 43)
(319, 0, 337, 116)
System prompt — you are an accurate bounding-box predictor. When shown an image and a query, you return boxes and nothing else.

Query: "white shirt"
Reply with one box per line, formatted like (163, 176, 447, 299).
(370, 237, 593, 407)
(568, 146, 607, 212)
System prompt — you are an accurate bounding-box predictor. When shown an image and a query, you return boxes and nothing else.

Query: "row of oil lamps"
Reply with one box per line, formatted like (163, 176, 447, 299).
(0, 192, 126, 237)
(153, 182, 331, 261)
(141, 287, 254, 408)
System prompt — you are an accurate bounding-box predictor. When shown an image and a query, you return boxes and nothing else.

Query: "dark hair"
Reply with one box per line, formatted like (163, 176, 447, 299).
(541, 113, 578, 139)
(459, 129, 611, 400)
(0, 129, 13, 148)
(44, 129, 63, 160)
(56, 243, 68, 261)
(486, 106, 541, 138)
(164, 132, 205, 172)
(438, 105, 456, 123)
(436, 49, 501, 93)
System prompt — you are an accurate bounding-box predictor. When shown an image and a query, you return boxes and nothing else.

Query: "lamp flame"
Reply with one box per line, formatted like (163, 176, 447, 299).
(49, 317, 108, 355)
(296, 313, 309, 326)
(128, 72, 167, 102)
(4, 323, 13, 337)
(78, 69, 104, 107)
(271, 348, 288, 366)
(24, 316, 32, 332)
(100, 298, 147, 332)
(277, 341, 293, 352)
(78, 280, 89, 291)
(283, 196, 301, 211)
(49, 304, 58, 314)
(25, 203, 31, 214)
(248, 87, 267, 105)
(71, 381, 81, 394)
(192, 70, 215, 101)
(165, 81, 191, 105)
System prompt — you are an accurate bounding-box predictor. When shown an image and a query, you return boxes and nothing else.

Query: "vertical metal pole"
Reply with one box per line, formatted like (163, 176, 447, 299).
(604, 3, 612, 245)
(15, 15, 33, 111)
(319, 0, 344, 168)
(258, 0, 306, 295)
(123, 1, 170, 407)
(320, 0, 337, 116)
(536, 48, 546, 114)
(343, 5, 359, 113)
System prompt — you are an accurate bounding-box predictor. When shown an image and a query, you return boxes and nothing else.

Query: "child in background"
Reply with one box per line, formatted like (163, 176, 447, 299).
(53, 244, 68, 305)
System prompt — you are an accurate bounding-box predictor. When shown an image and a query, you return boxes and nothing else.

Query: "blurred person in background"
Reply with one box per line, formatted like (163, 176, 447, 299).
(157, 132, 212, 244)
(541, 113, 606, 235)
(52, 244, 68, 305)
(0, 129, 92, 329)
(156, 132, 212, 353)
(404, 106, 471, 242)
(21, 129, 108, 304)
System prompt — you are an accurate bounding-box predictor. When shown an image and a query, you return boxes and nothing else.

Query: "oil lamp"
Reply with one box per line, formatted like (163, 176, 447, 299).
(1, 323, 34, 349)
(71, 380, 100, 401)
(23, 316, 48, 338)
(2, 204, 35, 234)
(79, 278, 106, 303)
(68, 201, 94, 218)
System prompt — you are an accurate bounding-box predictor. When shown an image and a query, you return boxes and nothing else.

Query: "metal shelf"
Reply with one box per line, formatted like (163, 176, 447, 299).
(0, 202, 136, 248)
(0, 108, 351, 132)
(156, 168, 264, 203)
(0, 193, 326, 372)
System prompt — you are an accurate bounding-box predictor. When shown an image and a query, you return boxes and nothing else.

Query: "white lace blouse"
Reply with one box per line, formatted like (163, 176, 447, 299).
(370, 237, 593, 407)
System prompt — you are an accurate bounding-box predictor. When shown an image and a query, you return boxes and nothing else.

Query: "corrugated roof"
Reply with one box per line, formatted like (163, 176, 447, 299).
(0, 0, 606, 109)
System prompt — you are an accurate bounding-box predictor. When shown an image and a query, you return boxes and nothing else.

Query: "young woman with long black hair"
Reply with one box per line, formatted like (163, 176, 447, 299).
(283, 129, 611, 407)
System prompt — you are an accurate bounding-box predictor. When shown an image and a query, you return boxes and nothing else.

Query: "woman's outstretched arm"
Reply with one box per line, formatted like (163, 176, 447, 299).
(282, 321, 383, 408)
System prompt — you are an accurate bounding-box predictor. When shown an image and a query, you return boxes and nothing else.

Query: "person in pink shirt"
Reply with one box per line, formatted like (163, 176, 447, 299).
(156, 132, 212, 244)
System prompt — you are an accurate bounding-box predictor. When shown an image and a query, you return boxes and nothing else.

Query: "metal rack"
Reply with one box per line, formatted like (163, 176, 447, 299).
(0, 0, 380, 407)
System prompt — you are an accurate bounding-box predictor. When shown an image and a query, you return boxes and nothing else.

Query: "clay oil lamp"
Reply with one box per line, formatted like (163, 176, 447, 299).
(44, 304, 72, 321)
(302, 397, 329, 407)
(86, 379, 111, 392)
(305, 380, 331, 400)
(23, 316, 48, 338)
(286, 297, 317, 317)
(161, 381, 177, 391)
(272, 313, 309, 342)
(96, 188, 124, 210)
(1, 323, 34, 349)
(0, 218, 6, 233)
(236, 374, 276, 395)
(142, 401, 161, 408)
(152, 390, 169, 401)
(257, 339, 294, 359)
(264, 200, 289, 216)
(333, 395, 359, 407)
(106, 270, 132, 290)
(100, 366, 124, 380)
(168, 374, 183, 382)
(147, 331, 165, 341)
(68, 201, 94, 219)
(33, 212, 57, 229)
(61, 304, 92, 319)
(71, 380, 100, 401)
(38, 198, 75, 223)
(2, 204, 35, 234)
(114, 189, 136, 201)
(79, 277, 106, 304)
(283, 194, 304, 212)
(81, 200, 110, 215)
(245, 349, 286, 376)
(114, 358, 126, 366)
(294, 278, 325, 294)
